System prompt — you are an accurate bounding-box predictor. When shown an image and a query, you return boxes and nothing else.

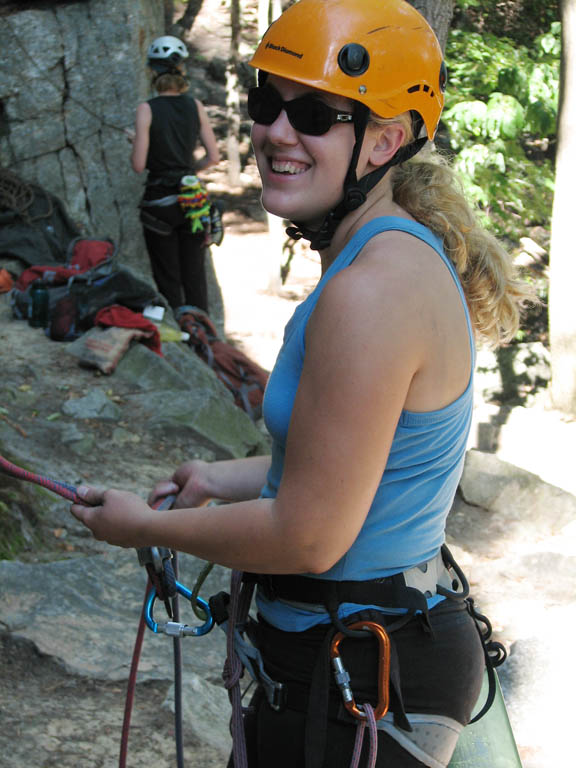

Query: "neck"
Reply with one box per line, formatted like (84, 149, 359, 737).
(319, 176, 402, 272)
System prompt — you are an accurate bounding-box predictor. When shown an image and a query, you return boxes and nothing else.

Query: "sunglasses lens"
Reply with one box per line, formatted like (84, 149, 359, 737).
(247, 86, 343, 136)
(247, 86, 282, 125)
(287, 98, 332, 135)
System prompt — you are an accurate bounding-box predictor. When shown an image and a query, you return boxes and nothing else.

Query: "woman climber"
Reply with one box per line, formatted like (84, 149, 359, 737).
(72, 2, 533, 765)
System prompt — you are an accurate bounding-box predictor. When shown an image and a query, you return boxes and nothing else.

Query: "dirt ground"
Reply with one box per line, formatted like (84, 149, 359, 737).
(0, 632, 226, 768)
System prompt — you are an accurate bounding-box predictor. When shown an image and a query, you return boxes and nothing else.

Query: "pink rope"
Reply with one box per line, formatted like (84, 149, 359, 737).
(0, 453, 83, 503)
(349, 703, 379, 768)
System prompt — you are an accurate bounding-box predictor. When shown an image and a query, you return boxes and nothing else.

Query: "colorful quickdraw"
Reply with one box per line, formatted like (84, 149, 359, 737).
(177, 174, 211, 233)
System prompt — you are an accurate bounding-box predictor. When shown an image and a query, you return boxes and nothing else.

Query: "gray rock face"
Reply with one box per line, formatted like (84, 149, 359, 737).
(0, 0, 161, 271)
(0, 548, 231, 682)
(0, 0, 225, 332)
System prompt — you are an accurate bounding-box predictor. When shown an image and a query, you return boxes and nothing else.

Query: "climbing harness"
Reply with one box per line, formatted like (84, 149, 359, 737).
(0, 454, 215, 768)
(213, 546, 507, 768)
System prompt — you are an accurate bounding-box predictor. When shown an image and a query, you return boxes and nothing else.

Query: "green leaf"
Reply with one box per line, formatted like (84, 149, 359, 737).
(486, 93, 525, 139)
(444, 100, 487, 138)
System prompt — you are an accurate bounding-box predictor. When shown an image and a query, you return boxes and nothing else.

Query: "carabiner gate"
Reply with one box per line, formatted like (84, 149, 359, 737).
(145, 580, 214, 637)
(330, 620, 390, 720)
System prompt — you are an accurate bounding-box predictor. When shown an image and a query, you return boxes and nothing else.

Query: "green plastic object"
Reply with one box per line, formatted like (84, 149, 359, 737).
(449, 671, 523, 767)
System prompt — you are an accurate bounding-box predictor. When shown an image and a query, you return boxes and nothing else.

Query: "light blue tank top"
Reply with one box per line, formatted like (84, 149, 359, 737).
(258, 217, 475, 631)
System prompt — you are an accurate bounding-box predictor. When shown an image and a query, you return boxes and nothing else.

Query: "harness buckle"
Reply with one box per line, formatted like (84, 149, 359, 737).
(330, 620, 390, 721)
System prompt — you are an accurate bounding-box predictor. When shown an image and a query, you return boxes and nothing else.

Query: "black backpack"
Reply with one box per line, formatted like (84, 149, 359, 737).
(11, 238, 164, 341)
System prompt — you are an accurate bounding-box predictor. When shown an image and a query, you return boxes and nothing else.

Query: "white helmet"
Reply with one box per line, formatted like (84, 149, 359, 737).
(147, 35, 189, 64)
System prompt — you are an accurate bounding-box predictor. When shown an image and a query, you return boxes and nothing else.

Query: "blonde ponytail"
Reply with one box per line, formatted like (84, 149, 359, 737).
(391, 154, 535, 347)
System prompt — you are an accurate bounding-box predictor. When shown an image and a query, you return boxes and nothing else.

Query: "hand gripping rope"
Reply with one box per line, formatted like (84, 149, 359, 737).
(0, 453, 214, 768)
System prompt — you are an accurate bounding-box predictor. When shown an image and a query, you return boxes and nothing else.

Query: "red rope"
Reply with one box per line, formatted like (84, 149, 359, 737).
(119, 579, 153, 768)
(0, 453, 83, 503)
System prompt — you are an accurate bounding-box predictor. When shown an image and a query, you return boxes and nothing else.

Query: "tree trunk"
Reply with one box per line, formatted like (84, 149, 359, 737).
(226, 0, 242, 187)
(164, 0, 174, 31)
(258, 0, 282, 36)
(549, 0, 576, 414)
(407, 0, 454, 51)
(172, 0, 205, 35)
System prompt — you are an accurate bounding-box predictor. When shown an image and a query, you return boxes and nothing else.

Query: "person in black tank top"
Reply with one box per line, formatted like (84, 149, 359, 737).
(128, 36, 220, 313)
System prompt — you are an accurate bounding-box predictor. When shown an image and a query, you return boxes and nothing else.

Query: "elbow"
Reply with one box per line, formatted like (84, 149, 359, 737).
(288, 538, 344, 576)
(302, 552, 341, 575)
(132, 160, 145, 174)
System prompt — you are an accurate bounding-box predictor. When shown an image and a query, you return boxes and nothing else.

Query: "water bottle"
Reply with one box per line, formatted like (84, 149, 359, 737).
(29, 280, 50, 328)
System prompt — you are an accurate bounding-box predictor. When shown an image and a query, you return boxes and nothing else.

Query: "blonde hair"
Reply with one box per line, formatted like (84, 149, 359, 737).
(370, 113, 535, 347)
(153, 71, 189, 94)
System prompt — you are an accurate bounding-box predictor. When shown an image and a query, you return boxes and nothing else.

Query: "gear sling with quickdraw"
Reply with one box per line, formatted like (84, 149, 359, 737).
(210, 545, 512, 768)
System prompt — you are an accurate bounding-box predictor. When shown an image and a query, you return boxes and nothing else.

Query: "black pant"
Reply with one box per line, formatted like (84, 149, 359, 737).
(227, 600, 485, 768)
(142, 201, 208, 312)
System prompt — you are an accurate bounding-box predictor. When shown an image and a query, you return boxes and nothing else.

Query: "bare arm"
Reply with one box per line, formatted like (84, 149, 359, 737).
(149, 455, 272, 509)
(131, 102, 152, 174)
(71, 238, 428, 573)
(194, 99, 220, 171)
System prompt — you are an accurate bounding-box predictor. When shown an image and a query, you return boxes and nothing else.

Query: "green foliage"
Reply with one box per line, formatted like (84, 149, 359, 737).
(452, 1, 560, 45)
(443, 22, 560, 241)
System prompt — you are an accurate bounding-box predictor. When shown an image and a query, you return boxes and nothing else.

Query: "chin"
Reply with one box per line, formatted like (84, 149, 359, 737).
(260, 193, 322, 227)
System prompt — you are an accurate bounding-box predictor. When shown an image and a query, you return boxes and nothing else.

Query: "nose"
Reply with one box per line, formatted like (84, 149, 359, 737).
(266, 107, 299, 144)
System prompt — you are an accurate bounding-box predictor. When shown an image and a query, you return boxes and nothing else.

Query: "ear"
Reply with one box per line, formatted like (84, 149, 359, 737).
(367, 123, 407, 168)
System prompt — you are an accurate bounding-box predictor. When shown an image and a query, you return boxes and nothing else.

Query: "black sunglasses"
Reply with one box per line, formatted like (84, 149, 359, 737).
(247, 85, 354, 136)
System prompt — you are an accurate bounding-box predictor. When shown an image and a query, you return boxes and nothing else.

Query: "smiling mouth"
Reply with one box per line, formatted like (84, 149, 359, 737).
(270, 159, 308, 175)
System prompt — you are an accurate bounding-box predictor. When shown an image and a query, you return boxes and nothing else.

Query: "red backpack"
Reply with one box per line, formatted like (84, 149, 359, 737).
(178, 308, 269, 421)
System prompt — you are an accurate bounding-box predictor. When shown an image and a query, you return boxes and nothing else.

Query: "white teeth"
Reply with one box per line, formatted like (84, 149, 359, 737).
(271, 160, 306, 175)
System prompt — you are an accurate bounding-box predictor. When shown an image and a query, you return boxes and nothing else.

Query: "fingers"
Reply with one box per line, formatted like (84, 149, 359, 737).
(70, 486, 100, 528)
(75, 485, 104, 506)
(148, 480, 180, 506)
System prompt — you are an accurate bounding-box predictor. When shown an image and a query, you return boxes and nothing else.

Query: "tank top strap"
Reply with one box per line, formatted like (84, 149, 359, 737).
(327, 216, 445, 274)
(312, 216, 475, 367)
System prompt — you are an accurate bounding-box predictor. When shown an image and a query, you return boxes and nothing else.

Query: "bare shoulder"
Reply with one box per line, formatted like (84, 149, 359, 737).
(135, 101, 152, 123)
(313, 230, 441, 343)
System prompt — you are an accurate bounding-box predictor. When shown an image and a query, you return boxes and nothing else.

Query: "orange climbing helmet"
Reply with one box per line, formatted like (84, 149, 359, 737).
(249, 0, 446, 140)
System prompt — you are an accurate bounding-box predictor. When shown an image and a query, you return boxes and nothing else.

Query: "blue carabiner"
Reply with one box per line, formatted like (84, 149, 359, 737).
(145, 580, 214, 637)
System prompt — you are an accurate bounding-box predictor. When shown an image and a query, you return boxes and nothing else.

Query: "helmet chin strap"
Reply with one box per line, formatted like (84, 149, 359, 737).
(286, 107, 428, 251)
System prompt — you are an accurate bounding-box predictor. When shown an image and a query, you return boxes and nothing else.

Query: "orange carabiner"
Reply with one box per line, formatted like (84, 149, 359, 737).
(330, 620, 391, 721)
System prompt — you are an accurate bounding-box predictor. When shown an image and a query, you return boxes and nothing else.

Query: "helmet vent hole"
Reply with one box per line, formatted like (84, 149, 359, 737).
(423, 85, 430, 93)
(338, 44, 370, 77)
(407, 85, 420, 93)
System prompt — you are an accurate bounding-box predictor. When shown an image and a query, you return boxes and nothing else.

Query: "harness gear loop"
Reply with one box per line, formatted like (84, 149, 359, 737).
(330, 621, 391, 721)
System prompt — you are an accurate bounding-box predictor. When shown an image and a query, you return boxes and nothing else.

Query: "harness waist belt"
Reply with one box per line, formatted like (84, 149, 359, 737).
(247, 546, 468, 613)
